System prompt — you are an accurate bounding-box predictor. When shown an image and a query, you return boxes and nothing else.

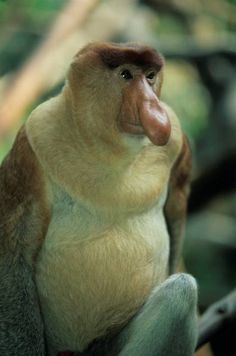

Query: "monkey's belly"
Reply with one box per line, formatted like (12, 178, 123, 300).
(36, 220, 169, 352)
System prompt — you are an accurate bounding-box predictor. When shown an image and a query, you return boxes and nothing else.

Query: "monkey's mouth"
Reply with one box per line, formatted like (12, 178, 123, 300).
(118, 97, 171, 146)
(119, 120, 145, 135)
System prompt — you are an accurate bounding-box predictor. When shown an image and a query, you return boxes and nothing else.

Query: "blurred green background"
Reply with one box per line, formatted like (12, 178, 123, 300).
(0, 1, 235, 354)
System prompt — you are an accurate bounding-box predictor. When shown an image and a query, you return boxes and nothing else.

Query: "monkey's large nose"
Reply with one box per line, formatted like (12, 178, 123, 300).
(137, 79, 171, 146)
(139, 98, 171, 146)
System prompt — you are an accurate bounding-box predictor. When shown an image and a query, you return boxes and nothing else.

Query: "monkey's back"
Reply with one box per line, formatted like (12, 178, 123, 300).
(35, 187, 169, 352)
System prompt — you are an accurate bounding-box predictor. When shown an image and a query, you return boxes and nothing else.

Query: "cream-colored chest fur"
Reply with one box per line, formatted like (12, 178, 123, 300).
(36, 187, 170, 352)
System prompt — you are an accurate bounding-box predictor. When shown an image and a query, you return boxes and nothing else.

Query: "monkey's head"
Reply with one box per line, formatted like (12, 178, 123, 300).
(26, 42, 183, 205)
(66, 42, 173, 154)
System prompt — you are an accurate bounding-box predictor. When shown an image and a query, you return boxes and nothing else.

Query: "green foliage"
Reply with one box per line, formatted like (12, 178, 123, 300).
(154, 14, 187, 35)
(0, 31, 40, 75)
(28, 0, 65, 11)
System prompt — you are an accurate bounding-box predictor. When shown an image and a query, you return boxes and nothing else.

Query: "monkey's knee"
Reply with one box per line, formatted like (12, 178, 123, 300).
(116, 273, 198, 356)
(156, 273, 198, 312)
(153, 273, 198, 355)
(165, 272, 197, 291)
(140, 272, 198, 334)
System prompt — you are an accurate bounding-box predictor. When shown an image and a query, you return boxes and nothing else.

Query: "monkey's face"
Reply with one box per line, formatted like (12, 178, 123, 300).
(115, 64, 170, 146)
(67, 43, 171, 152)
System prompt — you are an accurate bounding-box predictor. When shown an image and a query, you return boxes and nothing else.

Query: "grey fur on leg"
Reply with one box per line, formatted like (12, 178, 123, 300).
(111, 273, 198, 356)
(0, 255, 46, 356)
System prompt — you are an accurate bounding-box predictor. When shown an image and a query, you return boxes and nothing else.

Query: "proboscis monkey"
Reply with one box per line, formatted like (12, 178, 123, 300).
(0, 42, 198, 356)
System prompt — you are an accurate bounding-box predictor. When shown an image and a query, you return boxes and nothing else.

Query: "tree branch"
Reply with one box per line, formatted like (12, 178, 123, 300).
(196, 289, 236, 350)
(0, 0, 100, 138)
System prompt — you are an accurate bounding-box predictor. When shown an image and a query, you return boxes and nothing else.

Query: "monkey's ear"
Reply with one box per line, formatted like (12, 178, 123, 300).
(164, 135, 192, 273)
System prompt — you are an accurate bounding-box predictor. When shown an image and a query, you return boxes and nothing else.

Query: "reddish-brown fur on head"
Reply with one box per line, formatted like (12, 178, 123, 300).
(96, 43, 164, 70)
(77, 42, 164, 71)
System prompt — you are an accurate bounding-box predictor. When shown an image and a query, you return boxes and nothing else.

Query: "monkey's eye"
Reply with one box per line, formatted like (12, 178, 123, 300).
(146, 71, 156, 81)
(120, 69, 133, 80)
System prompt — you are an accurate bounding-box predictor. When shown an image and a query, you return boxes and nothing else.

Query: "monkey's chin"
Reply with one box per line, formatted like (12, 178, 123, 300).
(119, 121, 145, 135)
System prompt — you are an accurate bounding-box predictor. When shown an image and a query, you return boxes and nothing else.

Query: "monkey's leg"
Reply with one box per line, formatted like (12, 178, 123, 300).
(109, 273, 198, 356)
(0, 254, 46, 356)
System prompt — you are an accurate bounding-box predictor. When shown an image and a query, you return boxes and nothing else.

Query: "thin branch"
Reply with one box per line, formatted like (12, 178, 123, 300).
(123, 32, 236, 60)
(140, 0, 236, 27)
(196, 289, 236, 350)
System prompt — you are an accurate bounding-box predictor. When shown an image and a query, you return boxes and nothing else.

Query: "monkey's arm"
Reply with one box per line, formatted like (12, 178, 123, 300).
(0, 127, 50, 355)
(164, 134, 192, 273)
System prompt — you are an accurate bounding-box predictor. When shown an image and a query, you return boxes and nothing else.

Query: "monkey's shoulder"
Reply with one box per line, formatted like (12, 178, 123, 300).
(0, 126, 50, 261)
